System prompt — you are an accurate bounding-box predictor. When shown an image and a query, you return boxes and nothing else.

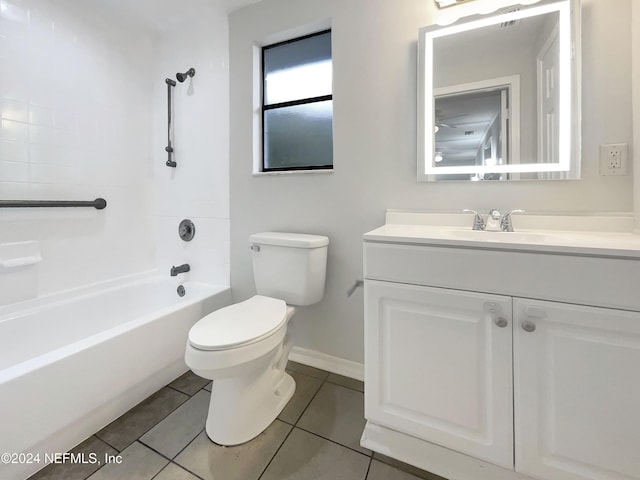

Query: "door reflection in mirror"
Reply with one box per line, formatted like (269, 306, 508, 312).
(434, 78, 517, 181)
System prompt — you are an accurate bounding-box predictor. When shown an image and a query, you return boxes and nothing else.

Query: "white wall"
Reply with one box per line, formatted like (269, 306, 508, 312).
(0, 0, 155, 302)
(152, 8, 230, 286)
(229, 0, 634, 365)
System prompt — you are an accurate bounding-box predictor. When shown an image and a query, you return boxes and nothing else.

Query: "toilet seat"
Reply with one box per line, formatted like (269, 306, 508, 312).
(188, 295, 287, 351)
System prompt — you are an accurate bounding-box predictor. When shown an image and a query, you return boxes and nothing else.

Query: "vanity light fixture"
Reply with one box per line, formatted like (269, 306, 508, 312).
(434, 0, 475, 8)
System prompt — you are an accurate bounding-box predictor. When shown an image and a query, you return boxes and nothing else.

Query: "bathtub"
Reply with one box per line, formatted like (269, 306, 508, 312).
(0, 276, 231, 480)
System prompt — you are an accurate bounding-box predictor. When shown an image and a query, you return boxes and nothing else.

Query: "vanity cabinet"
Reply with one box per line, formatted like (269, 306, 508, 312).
(365, 281, 514, 468)
(362, 240, 640, 480)
(514, 299, 640, 480)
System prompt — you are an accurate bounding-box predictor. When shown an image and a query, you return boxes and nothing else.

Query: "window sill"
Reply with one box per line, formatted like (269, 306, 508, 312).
(253, 169, 334, 177)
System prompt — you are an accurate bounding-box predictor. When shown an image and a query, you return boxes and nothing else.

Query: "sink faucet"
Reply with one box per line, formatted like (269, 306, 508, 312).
(170, 264, 190, 276)
(462, 209, 525, 232)
(500, 209, 526, 232)
(485, 209, 502, 231)
(461, 209, 485, 230)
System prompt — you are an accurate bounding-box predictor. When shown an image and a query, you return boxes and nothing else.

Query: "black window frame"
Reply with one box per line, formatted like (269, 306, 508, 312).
(261, 29, 333, 173)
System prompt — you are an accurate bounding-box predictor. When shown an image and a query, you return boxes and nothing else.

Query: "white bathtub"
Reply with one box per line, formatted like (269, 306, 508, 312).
(0, 276, 231, 480)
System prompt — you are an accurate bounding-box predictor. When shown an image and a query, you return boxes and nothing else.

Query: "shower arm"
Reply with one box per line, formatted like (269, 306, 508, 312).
(165, 78, 177, 168)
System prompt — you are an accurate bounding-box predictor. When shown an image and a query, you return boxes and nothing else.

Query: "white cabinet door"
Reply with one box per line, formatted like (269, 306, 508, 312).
(514, 299, 640, 480)
(365, 280, 514, 468)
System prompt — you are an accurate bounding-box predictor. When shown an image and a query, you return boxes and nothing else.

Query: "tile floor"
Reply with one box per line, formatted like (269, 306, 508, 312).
(29, 362, 447, 480)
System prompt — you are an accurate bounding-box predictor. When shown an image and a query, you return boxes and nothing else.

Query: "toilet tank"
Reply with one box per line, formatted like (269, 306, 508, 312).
(250, 232, 329, 306)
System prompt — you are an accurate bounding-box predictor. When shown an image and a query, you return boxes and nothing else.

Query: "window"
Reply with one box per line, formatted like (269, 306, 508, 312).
(262, 30, 333, 172)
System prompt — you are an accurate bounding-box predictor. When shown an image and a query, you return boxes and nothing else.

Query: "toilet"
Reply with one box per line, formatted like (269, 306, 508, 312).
(184, 232, 329, 446)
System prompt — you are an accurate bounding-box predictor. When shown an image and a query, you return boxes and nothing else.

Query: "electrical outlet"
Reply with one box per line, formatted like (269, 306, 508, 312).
(600, 143, 628, 176)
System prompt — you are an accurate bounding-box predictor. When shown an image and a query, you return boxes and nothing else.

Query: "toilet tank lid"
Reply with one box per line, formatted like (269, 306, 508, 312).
(250, 232, 329, 248)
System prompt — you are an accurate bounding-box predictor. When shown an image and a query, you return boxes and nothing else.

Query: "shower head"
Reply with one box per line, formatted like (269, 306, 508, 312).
(176, 68, 196, 83)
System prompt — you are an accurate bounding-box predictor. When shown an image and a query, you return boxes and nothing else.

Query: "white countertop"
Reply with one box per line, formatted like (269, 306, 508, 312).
(364, 212, 640, 258)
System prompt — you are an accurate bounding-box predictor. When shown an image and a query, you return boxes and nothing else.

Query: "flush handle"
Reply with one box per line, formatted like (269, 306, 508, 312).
(249, 245, 260, 252)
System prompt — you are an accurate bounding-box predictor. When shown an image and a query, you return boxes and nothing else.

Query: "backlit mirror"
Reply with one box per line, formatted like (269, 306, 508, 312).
(417, 0, 581, 181)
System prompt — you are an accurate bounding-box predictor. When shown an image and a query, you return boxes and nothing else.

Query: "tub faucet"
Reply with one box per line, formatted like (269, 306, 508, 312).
(170, 264, 190, 276)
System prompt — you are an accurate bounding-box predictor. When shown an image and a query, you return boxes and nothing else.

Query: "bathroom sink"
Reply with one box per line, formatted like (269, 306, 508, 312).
(447, 229, 549, 243)
(364, 220, 640, 259)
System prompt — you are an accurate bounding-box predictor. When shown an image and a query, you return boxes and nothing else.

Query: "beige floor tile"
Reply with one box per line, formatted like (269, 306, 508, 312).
(154, 462, 201, 480)
(372, 453, 448, 480)
(326, 373, 364, 392)
(140, 390, 210, 458)
(297, 382, 370, 455)
(169, 371, 210, 396)
(86, 442, 167, 480)
(96, 387, 188, 451)
(260, 427, 370, 480)
(286, 361, 329, 380)
(175, 420, 292, 480)
(28, 436, 117, 480)
(367, 459, 426, 480)
(278, 370, 323, 425)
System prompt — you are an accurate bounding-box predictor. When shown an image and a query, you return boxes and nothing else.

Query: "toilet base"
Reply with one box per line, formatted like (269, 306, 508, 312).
(204, 365, 295, 446)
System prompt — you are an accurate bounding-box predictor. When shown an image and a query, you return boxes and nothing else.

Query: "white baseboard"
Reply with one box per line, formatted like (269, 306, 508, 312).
(289, 346, 364, 381)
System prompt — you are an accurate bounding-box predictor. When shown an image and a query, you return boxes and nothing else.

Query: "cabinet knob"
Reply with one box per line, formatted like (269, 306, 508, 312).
(494, 317, 509, 328)
(522, 320, 536, 333)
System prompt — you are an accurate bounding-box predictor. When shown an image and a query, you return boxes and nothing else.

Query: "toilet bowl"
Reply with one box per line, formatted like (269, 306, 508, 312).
(185, 232, 329, 446)
(185, 295, 296, 445)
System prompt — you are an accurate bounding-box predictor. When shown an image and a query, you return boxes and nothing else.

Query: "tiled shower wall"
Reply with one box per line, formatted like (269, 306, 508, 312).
(0, 0, 232, 303)
(0, 0, 156, 300)
(152, 9, 230, 287)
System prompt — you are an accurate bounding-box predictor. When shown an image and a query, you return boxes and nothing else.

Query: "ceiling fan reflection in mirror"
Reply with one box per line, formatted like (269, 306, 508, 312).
(433, 0, 543, 26)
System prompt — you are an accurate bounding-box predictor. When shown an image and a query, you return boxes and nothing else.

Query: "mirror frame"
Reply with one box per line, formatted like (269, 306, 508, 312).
(417, 0, 581, 181)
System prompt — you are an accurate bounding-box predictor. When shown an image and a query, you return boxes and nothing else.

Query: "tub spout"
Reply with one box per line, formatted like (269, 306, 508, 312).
(170, 264, 190, 276)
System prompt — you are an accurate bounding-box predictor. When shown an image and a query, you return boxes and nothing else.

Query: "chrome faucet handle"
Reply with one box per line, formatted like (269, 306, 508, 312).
(501, 209, 526, 232)
(462, 209, 485, 230)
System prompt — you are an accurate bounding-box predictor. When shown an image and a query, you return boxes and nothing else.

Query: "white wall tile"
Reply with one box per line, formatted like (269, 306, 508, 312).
(152, 11, 230, 286)
(0, 139, 28, 162)
(0, 160, 28, 182)
(1, 0, 157, 300)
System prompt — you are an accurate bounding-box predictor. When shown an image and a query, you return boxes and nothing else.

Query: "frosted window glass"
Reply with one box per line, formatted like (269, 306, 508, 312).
(264, 100, 333, 170)
(264, 32, 332, 105)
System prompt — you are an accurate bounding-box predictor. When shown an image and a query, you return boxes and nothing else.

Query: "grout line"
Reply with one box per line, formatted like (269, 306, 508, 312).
(324, 377, 365, 393)
(166, 384, 194, 397)
(172, 427, 206, 460)
(172, 461, 208, 480)
(293, 426, 372, 458)
(172, 461, 207, 480)
(95, 388, 191, 453)
(135, 440, 175, 463)
(364, 455, 374, 480)
(292, 372, 372, 458)
(292, 373, 326, 426)
(149, 460, 206, 480)
(93, 434, 122, 454)
(256, 422, 297, 480)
